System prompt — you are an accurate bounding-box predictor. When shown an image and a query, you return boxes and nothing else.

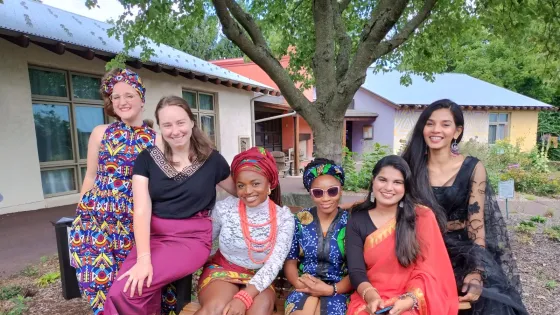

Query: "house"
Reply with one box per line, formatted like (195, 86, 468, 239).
(212, 57, 377, 169)
(358, 69, 554, 153)
(214, 56, 554, 159)
(0, 0, 278, 215)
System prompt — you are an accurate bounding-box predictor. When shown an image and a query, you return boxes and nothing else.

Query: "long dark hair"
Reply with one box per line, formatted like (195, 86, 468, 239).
(401, 99, 463, 232)
(155, 96, 214, 164)
(351, 155, 420, 267)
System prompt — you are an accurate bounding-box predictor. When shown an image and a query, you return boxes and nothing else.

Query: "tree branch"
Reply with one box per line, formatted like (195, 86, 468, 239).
(312, 0, 337, 104)
(333, 0, 352, 83)
(335, 0, 411, 109)
(338, 0, 352, 13)
(212, 0, 311, 113)
(224, 0, 267, 47)
(371, 0, 437, 58)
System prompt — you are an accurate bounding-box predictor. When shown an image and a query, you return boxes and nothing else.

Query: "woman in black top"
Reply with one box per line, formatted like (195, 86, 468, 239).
(401, 99, 528, 314)
(105, 96, 236, 315)
(346, 155, 458, 315)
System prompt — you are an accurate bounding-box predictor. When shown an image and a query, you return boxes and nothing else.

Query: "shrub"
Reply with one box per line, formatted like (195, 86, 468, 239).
(342, 143, 390, 191)
(515, 220, 537, 235)
(0, 286, 23, 301)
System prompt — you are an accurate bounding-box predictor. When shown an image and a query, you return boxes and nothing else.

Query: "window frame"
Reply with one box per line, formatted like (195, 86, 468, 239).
(182, 89, 219, 149)
(488, 112, 510, 144)
(29, 65, 106, 197)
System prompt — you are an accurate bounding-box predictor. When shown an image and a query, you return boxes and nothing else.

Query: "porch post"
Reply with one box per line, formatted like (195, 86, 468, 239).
(294, 115, 300, 175)
(342, 119, 347, 149)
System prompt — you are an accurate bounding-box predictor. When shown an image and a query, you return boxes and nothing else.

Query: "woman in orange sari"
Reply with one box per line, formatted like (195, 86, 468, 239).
(346, 155, 458, 315)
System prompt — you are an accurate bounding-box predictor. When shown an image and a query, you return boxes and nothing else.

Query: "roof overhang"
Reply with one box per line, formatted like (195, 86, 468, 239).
(398, 104, 556, 111)
(0, 29, 280, 96)
(345, 109, 378, 121)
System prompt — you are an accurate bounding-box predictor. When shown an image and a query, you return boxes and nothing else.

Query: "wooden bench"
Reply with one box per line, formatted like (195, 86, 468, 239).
(179, 300, 471, 314)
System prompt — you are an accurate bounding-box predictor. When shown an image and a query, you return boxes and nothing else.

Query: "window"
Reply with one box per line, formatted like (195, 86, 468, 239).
(488, 113, 509, 144)
(29, 67, 105, 197)
(182, 90, 217, 145)
(254, 111, 283, 152)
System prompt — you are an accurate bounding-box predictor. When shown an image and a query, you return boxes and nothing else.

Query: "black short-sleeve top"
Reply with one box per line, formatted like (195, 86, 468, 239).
(133, 146, 230, 219)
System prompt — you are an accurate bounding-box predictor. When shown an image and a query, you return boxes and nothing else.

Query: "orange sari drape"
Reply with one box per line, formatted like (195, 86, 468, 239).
(347, 206, 458, 315)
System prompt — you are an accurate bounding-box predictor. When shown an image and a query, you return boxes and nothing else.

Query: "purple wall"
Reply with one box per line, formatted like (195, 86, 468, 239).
(351, 88, 396, 154)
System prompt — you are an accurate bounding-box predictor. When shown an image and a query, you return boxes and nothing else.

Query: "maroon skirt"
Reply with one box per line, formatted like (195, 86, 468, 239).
(105, 212, 212, 315)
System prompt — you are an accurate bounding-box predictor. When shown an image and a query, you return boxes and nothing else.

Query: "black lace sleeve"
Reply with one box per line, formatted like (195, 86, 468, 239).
(468, 162, 487, 248)
(478, 166, 523, 293)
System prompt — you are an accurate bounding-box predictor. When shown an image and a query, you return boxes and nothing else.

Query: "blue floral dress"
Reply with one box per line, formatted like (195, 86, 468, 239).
(284, 207, 349, 315)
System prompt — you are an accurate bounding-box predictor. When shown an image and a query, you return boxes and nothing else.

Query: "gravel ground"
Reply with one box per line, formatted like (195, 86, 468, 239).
(1, 212, 559, 315)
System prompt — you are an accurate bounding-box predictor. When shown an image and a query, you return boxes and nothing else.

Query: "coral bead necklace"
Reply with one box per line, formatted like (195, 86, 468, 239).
(238, 199, 278, 264)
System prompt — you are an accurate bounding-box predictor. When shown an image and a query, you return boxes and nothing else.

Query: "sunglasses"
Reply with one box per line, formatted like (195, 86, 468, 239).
(310, 186, 340, 198)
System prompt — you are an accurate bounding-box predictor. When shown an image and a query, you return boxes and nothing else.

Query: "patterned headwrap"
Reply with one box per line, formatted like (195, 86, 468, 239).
(101, 68, 146, 102)
(303, 161, 345, 191)
(231, 147, 279, 189)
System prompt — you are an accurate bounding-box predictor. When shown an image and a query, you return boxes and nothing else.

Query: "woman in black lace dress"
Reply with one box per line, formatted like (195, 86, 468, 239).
(401, 99, 528, 314)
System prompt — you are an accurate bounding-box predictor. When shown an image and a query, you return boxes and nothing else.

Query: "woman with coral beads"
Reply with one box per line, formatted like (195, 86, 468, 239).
(195, 147, 295, 315)
(284, 158, 352, 315)
(68, 68, 155, 315)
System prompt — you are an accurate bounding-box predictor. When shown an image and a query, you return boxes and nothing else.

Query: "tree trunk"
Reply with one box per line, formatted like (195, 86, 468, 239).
(306, 113, 344, 163)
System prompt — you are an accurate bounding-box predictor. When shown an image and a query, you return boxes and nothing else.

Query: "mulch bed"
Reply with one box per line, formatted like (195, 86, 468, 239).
(1, 212, 559, 315)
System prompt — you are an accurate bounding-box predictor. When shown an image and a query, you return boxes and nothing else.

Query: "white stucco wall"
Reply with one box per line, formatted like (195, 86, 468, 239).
(0, 41, 252, 214)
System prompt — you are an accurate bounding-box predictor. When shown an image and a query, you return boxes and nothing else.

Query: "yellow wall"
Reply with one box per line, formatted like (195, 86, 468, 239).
(508, 110, 539, 151)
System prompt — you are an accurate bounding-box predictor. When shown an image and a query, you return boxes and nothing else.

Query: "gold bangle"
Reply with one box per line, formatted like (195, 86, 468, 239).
(362, 286, 378, 301)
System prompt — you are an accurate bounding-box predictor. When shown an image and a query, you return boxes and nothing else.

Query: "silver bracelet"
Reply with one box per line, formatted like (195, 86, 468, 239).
(399, 292, 419, 310)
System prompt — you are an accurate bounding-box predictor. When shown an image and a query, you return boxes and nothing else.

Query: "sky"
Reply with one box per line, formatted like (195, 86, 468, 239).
(42, 0, 127, 23)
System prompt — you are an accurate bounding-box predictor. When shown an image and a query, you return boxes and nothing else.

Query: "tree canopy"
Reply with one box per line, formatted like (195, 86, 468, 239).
(88, 0, 560, 161)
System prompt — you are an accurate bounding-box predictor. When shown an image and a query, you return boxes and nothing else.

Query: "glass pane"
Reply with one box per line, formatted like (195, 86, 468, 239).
(72, 75, 101, 100)
(200, 115, 215, 141)
(29, 68, 67, 97)
(255, 123, 264, 133)
(497, 124, 505, 140)
(255, 133, 264, 146)
(199, 94, 214, 111)
(41, 168, 76, 195)
(488, 125, 497, 144)
(76, 106, 105, 159)
(81, 166, 87, 182)
(182, 91, 197, 109)
(489, 113, 498, 123)
(33, 104, 73, 162)
(498, 113, 508, 123)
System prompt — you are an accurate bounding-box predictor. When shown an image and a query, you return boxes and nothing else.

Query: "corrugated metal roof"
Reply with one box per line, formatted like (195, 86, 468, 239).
(361, 69, 552, 108)
(0, 0, 276, 93)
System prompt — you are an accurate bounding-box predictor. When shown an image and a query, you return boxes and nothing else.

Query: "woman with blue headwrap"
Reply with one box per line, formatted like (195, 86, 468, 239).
(283, 158, 351, 315)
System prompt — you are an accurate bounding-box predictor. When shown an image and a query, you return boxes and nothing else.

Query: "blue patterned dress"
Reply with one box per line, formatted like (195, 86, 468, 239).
(68, 121, 156, 315)
(285, 207, 349, 315)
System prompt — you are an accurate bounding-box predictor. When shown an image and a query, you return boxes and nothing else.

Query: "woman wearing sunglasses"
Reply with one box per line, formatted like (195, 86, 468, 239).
(283, 158, 352, 315)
